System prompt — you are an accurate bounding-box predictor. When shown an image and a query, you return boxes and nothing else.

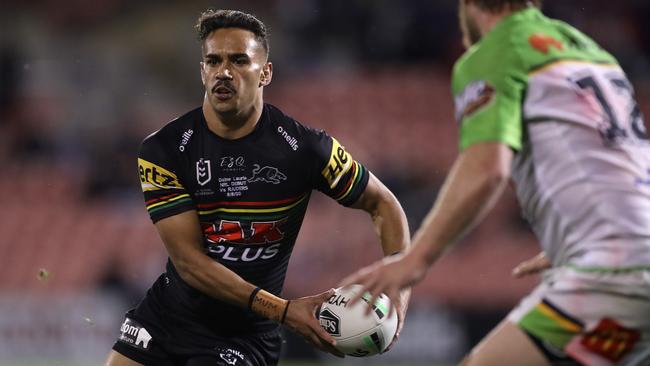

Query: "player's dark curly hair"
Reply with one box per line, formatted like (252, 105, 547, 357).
(466, 0, 542, 12)
(195, 9, 269, 55)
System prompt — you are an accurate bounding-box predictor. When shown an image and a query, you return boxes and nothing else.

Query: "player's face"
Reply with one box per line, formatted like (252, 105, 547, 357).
(200, 28, 272, 116)
(459, 1, 482, 48)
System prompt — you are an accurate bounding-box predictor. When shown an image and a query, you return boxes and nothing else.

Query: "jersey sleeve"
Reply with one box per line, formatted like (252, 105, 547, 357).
(452, 44, 527, 152)
(308, 130, 370, 206)
(138, 133, 195, 223)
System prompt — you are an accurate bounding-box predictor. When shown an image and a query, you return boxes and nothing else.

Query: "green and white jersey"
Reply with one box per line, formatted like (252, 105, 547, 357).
(452, 8, 650, 269)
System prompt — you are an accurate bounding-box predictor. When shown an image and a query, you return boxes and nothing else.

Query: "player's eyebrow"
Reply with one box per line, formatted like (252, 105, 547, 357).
(204, 52, 250, 59)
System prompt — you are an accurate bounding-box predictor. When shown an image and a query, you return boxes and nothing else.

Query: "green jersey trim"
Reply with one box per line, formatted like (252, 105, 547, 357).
(528, 58, 618, 76)
(563, 264, 650, 274)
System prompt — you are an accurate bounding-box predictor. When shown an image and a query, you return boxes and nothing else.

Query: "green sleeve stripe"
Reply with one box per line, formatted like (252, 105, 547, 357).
(147, 197, 194, 214)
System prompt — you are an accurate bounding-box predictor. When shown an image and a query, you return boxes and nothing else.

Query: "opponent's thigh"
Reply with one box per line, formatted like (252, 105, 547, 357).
(104, 350, 145, 366)
(460, 320, 550, 366)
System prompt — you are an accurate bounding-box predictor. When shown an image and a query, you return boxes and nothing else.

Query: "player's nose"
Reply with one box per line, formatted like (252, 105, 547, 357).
(216, 64, 233, 80)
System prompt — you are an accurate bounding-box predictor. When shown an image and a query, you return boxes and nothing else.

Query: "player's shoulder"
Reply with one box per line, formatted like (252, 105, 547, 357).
(454, 8, 616, 85)
(453, 10, 538, 83)
(264, 103, 328, 152)
(141, 107, 202, 154)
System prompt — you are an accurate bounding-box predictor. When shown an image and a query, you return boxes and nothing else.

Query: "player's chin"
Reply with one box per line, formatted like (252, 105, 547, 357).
(210, 98, 237, 113)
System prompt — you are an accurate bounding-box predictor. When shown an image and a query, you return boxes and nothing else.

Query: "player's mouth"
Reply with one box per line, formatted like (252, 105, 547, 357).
(212, 84, 236, 101)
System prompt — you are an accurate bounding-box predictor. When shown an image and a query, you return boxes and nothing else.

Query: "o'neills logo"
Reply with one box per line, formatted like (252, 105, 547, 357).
(179, 129, 193, 152)
(454, 80, 495, 122)
(277, 126, 299, 151)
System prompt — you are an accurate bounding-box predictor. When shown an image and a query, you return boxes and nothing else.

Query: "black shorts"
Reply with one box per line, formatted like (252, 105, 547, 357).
(111, 272, 282, 366)
(112, 311, 282, 366)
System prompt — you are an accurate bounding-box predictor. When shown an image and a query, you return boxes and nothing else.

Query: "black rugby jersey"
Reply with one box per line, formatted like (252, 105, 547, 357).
(137, 103, 369, 335)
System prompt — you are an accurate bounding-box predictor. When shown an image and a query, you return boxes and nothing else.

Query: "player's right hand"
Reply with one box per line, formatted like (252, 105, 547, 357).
(283, 289, 345, 358)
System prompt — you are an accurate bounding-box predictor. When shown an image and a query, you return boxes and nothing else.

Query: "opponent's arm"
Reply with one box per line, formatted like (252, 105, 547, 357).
(408, 141, 512, 267)
(155, 210, 342, 356)
(342, 142, 513, 303)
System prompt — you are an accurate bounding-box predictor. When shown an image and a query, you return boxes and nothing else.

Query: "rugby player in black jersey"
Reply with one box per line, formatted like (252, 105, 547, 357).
(104, 9, 410, 366)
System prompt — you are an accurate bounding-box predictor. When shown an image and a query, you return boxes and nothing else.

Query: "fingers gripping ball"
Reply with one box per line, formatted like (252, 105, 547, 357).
(318, 285, 398, 357)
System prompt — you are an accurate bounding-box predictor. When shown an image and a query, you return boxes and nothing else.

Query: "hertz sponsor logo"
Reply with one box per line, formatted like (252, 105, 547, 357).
(138, 158, 183, 192)
(321, 138, 353, 189)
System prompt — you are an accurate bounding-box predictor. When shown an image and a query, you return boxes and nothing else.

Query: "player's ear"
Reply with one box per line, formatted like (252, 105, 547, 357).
(200, 61, 207, 86)
(260, 62, 273, 87)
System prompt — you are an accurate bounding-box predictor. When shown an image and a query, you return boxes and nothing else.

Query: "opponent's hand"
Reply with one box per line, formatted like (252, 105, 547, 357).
(283, 289, 345, 358)
(340, 253, 425, 321)
(512, 252, 551, 278)
(383, 287, 410, 353)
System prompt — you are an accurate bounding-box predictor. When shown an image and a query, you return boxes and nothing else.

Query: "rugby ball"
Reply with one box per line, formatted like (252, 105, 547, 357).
(318, 285, 398, 357)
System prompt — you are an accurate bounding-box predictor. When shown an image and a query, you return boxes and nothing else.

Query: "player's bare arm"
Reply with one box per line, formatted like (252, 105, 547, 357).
(154, 210, 343, 357)
(348, 172, 411, 349)
(342, 142, 513, 304)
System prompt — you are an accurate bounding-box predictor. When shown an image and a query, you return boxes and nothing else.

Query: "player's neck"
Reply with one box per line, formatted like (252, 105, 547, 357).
(202, 98, 263, 140)
(475, 8, 517, 38)
(476, 11, 512, 37)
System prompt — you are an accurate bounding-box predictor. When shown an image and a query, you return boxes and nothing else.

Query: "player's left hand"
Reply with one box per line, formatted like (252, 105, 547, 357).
(340, 252, 426, 321)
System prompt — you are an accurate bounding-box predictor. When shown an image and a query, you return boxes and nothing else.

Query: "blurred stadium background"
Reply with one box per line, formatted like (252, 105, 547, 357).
(1, 0, 649, 365)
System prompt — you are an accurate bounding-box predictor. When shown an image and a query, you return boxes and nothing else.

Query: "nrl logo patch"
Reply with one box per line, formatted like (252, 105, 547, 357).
(454, 80, 495, 122)
(196, 158, 212, 186)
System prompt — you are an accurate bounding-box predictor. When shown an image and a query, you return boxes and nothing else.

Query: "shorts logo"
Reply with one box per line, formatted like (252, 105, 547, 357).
(118, 318, 153, 350)
(248, 164, 287, 185)
(578, 318, 640, 362)
(219, 348, 245, 365)
(454, 80, 495, 122)
(321, 138, 353, 189)
(197, 158, 212, 186)
(138, 158, 182, 192)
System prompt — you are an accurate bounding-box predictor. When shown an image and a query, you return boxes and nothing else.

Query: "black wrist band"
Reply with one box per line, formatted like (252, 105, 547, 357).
(248, 287, 261, 310)
(281, 300, 291, 324)
(389, 250, 403, 257)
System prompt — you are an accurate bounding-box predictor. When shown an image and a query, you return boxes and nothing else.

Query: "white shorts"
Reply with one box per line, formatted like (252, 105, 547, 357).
(507, 267, 650, 366)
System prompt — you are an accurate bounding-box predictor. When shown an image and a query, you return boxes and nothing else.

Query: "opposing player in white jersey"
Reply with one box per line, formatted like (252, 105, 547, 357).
(342, 1, 650, 365)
